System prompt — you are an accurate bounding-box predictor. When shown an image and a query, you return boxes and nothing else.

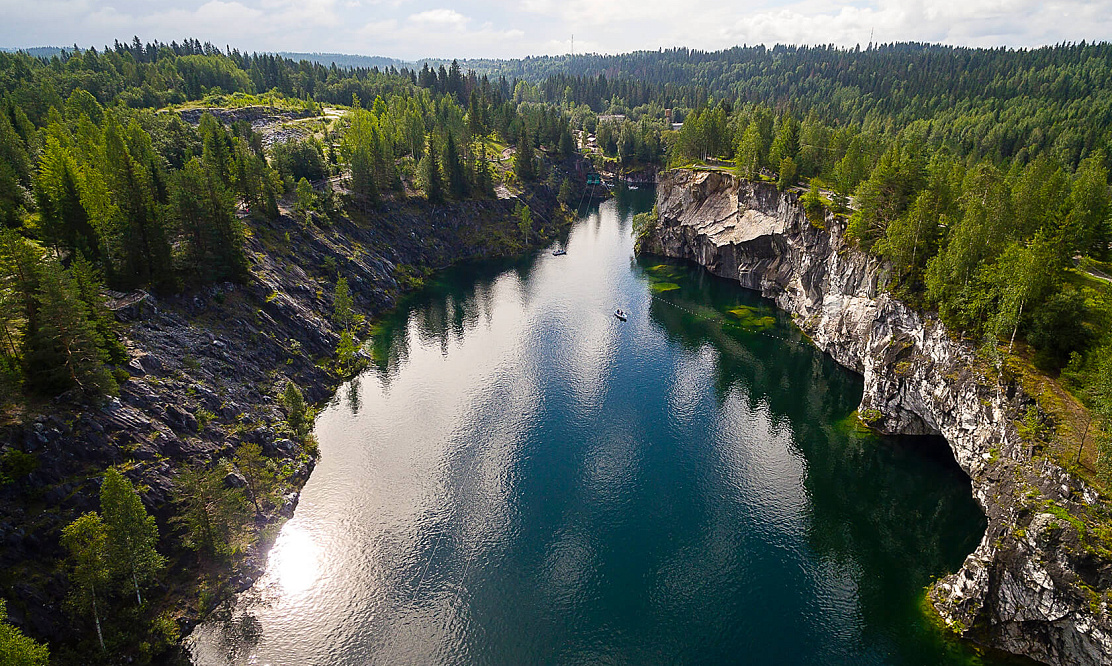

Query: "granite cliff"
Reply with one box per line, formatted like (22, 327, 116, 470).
(644, 169, 1112, 666)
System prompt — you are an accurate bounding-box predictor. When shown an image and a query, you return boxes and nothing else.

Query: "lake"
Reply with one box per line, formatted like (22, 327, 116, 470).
(187, 187, 993, 665)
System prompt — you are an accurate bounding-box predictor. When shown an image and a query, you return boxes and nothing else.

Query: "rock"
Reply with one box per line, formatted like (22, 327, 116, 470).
(223, 471, 248, 489)
(127, 358, 147, 376)
(650, 170, 1112, 666)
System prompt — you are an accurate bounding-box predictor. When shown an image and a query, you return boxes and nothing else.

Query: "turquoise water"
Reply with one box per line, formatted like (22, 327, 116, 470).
(188, 188, 994, 665)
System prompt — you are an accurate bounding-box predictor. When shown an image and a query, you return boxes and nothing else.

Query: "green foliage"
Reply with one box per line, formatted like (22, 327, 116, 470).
(172, 157, 248, 283)
(171, 464, 249, 558)
(632, 206, 660, 250)
(776, 157, 797, 192)
(558, 177, 574, 206)
(271, 139, 326, 183)
(23, 258, 117, 397)
(421, 134, 444, 203)
(514, 202, 533, 245)
(281, 381, 311, 441)
(0, 449, 38, 485)
(734, 121, 764, 179)
(514, 131, 535, 183)
(800, 183, 826, 228)
(100, 468, 165, 606)
(233, 442, 279, 516)
(336, 329, 361, 375)
(332, 276, 354, 332)
(61, 512, 110, 652)
(294, 178, 315, 225)
(0, 599, 50, 665)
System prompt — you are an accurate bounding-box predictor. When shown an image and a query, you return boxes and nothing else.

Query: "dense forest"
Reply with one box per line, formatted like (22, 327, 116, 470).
(0, 38, 586, 662)
(4, 35, 1112, 661)
(493, 43, 1112, 488)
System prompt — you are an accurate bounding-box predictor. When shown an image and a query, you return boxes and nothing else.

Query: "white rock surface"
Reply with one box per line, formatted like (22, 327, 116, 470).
(649, 170, 1112, 666)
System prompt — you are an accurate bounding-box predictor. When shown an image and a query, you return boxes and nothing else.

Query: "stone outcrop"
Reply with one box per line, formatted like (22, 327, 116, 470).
(0, 185, 569, 656)
(645, 169, 1112, 666)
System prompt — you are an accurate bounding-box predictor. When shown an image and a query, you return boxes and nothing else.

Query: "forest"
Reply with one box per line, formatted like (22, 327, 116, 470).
(500, 43, 1112, 489)
(3, 35, 1112, 661)
(0, 38, 586, 662)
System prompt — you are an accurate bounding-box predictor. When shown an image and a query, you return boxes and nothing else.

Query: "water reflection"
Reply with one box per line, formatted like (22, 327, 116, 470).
(188, 188, 992, 666)
(268, 524, 322, 596)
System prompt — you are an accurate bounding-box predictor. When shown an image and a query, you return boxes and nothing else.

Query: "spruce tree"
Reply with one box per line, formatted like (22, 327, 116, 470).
(24, 260, 116, 396)
(422, 135, 443, 203)
(444, 133, 467, 199)
(348, 144, 379, 210)
(515, 130, 535, 182)
(103, 116, 172, 288)
(281, 381, 311, 441)
(472, 140, 494, 196)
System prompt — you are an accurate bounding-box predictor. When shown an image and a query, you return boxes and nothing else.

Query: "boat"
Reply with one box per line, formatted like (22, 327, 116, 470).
(552, 249, 567, 256)
(614, 309, 627, 321)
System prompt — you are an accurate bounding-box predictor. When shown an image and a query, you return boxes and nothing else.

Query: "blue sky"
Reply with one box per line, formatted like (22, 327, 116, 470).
(2, 0, 1110, 59)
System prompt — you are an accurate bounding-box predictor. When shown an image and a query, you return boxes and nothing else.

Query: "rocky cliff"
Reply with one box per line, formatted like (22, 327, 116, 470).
(645, 170, 1112, 666)
(0, 186, 568, 659)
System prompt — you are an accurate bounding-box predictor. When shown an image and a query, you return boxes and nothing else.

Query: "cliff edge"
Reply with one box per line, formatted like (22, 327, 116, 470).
(645, 169, 1112, 666)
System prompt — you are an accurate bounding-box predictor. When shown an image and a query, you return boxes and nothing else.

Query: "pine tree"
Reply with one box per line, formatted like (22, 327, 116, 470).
(233, 442, 278, 517)
(61, 512, 111, 652)
(24, 260, 116, 396)
(444, 133, 467, 199)
(515, 131, 535, 182)
(172, 465, 249, 558)
(422, 135, 443, 203)
(281, 381, 311, 441)
(100, 468, 165, 606)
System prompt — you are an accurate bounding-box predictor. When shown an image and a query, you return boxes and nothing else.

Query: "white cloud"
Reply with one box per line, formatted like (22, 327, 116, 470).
(0, 0, 1109, 59)
(407, 8, 469, 30)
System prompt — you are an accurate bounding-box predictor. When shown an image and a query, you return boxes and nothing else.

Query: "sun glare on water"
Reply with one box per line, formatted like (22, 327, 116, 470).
(268, 523, 322, 596)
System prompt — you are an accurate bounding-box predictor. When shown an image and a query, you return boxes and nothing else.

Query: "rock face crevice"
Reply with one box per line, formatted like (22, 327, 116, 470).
(646, 170, 1112, 666)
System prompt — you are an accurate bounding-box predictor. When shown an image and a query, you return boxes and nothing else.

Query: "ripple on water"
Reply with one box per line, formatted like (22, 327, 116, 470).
(188, 190, 989, 666)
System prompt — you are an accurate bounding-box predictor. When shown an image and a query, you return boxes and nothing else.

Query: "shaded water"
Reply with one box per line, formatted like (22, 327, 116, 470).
(188, 188, 993, 665)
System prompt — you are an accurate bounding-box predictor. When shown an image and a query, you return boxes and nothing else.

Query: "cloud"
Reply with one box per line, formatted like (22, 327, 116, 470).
(407, 8, 469, 30)
(0, 0, 1109, 59)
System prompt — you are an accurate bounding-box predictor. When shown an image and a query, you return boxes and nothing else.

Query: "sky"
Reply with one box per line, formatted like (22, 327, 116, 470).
(2, 0, 1111, 60)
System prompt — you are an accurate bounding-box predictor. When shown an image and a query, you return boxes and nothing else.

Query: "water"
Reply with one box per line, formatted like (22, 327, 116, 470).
(188, 188, 993, 665)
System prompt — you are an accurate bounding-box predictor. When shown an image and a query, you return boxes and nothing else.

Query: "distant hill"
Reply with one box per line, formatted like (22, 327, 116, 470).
(1, 46, 67, 58)
(278, 52, 413, 70)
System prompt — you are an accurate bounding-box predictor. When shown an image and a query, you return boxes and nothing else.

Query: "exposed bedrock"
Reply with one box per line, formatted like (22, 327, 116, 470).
(646, 169, 1112, 666)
